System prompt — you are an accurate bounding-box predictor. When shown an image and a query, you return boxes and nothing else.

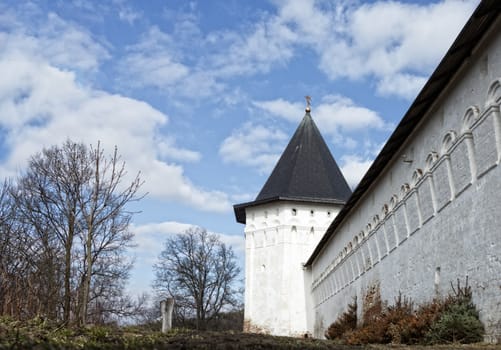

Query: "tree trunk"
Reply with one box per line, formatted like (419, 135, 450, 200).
(80, 226, 92, 326)
(63, 241, 72, 323)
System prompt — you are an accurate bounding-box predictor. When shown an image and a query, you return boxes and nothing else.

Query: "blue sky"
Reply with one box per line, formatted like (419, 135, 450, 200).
(0, 0, 478, 296)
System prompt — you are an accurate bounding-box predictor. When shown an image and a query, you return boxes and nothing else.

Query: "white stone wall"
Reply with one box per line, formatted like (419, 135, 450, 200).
(308, 20, 501, 342)
(244, 201, 342, 336)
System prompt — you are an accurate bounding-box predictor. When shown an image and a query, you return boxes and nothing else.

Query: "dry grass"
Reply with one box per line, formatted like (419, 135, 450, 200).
(0, 317, 498, 349)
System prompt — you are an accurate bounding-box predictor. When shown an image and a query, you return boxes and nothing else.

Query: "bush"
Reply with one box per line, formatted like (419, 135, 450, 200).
(324, 297, 357, 340)
(426, 278, 484, 344)
(344, 292, 414, 345)
(326, 278, 484, 345)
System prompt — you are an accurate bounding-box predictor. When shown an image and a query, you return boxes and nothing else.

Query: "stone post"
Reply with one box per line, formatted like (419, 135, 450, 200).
(161, 297, 175, 333)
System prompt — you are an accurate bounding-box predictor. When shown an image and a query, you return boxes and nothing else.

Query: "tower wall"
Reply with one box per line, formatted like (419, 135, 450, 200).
(243, 201, 342, 336)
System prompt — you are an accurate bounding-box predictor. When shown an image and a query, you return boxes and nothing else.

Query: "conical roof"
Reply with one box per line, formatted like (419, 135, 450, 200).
(234, 111, 352, 224)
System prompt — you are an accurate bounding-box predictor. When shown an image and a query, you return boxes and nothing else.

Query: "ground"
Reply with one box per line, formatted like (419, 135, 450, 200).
(0, 318, 500, 349)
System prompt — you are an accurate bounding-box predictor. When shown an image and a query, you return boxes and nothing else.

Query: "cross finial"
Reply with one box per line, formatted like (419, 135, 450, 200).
(305, 95, 312, 112)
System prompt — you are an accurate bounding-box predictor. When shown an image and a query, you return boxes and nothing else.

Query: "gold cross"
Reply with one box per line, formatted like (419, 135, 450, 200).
(305, 95, 311, 107)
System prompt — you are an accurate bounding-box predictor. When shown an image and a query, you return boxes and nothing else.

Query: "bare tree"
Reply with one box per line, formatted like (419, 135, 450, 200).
(77, 142, 143, 325)
(13, 142, 90, 322)
(10, 140, 144, 325)
(153, 227, 241, 330)
(0, 180, 19, 316)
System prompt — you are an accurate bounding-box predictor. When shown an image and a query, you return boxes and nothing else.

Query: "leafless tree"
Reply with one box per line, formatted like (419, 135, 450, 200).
(10, 140, 144, 325)
(13, 142, 90, 322)
(76, 142, 143, 325)
(153, 227, 241, 330)
(0, 180, 18, 315)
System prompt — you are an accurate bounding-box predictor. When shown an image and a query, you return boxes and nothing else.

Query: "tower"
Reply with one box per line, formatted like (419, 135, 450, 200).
(234, 106, 352, 336)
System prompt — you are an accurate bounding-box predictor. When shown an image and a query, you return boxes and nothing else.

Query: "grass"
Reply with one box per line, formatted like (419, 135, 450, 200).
(0, 317, 499, 349)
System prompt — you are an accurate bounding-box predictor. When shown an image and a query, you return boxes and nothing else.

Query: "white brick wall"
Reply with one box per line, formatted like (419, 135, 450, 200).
(308, 20, 501, 342)
(244, 201, 342, 336)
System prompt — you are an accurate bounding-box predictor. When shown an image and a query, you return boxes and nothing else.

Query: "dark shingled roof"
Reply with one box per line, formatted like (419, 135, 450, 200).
(233, 112, 352, 224)
(304, 0, 501, 267)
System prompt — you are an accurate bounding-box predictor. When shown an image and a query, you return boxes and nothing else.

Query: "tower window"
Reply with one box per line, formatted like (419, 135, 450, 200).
(264, 210, 268, 218)
(327, 211, 331, 217)
(292, 208, 297, 216)
(310, 210, 314, 216)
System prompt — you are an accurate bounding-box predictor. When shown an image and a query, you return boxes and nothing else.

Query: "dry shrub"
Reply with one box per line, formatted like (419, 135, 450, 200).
(326, 278, 484, 345)
(344, 292, 414, 345)
(324, 297, 357, 340)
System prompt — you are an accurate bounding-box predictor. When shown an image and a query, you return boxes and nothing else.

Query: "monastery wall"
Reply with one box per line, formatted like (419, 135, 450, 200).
(308, 20, 501, 342)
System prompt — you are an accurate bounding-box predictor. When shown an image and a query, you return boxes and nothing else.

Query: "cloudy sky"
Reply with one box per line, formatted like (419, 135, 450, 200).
(0, 0, 479, 296)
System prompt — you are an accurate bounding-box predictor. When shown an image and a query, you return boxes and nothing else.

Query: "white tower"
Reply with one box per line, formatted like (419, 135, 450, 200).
(234, 107, 352, 336)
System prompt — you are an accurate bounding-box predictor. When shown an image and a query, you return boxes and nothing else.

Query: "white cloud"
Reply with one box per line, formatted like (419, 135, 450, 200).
(117, 4, 142, 24)
(255, 95, 388, 137)
(212, 0, 474, 100)
(376, 73, 428, 100)
(316, 0, 477, 99)
(118, 27, 190, 89)
(340, 155, 374, 189)
(113, 0, 475, 101)
(0, 10, 110, 72)
(274, 0, 331, 45)
(156, 136, 201, 163)
(118, 26, 225, 98)
(0, 3, 232, 213)
(0, 32, 230, 213)
(209, 17, 297, 77)
(253, 99, 303, 122)
(315, 95, 387, 133)
(219, 123, 288, 174)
